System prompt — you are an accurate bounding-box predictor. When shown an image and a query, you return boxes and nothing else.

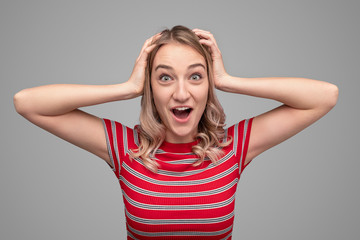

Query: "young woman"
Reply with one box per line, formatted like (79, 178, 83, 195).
(14, 25, 338, 239)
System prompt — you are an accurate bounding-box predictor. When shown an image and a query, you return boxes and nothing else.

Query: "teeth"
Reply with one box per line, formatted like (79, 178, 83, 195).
(175, 107, 190, 111)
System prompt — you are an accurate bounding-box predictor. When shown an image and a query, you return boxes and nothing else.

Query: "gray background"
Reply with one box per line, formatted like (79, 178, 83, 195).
(1, 0, 359, 239)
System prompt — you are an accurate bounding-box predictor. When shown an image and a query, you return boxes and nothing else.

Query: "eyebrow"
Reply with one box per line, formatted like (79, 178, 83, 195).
(154, 63, 206, 71)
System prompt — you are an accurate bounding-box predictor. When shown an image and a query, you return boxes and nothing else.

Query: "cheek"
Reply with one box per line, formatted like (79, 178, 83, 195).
(152, 93, 161, 112)
(197, 87, 210, 117)
(152, 88, 168, 114)
(198, 84, 210, 105)
(198, 92, 208, 104)
(194, 91, 209, 120)
(150, 81, 160, 107)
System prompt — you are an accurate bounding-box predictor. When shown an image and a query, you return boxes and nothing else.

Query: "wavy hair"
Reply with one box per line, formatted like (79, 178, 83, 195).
(130, 25, 232, 172)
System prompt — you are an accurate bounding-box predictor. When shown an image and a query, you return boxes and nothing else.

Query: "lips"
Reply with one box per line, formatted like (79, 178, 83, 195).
(171, 106, 193, 121)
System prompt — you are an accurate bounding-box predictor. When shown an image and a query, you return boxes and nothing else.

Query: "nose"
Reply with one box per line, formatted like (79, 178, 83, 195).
(173, 79, 190, 102)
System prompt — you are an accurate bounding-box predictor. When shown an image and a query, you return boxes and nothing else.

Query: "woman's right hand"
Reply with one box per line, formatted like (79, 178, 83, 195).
(127, 33, 161, 97)
(13, 32, 162, 167)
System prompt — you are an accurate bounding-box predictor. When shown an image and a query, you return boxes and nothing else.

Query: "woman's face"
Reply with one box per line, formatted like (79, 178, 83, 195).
(151, 42, 209, 143)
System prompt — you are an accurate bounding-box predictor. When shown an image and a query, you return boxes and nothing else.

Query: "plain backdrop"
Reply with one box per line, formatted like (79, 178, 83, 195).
(1, 0, 359, 239)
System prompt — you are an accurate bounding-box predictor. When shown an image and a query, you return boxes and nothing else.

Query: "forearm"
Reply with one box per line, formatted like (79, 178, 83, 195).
(220, 76, 338, 110)
(14, 82, 137, 116)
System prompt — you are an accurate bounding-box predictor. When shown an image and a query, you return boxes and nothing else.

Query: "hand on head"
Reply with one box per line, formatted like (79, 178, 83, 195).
(128, 32, 162, 97)
(192, 29, 229, 90)
(128, 27, 230, 98)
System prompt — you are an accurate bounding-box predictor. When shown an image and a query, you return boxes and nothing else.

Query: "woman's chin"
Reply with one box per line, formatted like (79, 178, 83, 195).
(166, 126, 197, 143)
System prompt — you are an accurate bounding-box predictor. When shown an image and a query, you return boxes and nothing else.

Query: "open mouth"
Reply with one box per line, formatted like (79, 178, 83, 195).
(171, 107, 193, 120)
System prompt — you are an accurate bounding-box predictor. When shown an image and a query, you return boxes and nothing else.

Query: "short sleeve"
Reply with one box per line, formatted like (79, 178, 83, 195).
(234, 118, 253, 174)
(102, 118, 125, 179)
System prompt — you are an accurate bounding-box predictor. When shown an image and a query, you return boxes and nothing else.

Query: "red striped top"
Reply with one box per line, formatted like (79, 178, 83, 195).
(102, 118, 253, 240)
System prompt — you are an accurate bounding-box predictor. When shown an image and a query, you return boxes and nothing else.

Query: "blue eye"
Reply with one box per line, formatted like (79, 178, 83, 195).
(190, 74, 201, 80)
(160, 75, 172, 81)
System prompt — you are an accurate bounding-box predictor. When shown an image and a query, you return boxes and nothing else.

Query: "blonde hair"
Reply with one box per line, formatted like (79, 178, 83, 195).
(130, 25, 231, 172)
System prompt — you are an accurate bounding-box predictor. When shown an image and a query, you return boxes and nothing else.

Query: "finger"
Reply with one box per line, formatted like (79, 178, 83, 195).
(199, 39, 222, 57)
(192, 28, 211, 34)
(199, 38, 215, 50)
(194, 30, 215, 41)
(193, 30, 216, 42)
(141, 32, 162, 51)
(137, 33, 161, 60)
(137, 39, 159, 62)
(196, 31, 220, 50)
(193, 30, 213, 41)
(151, 32, 162, 43)
(147, 32, 161, 41)
(152, 31, 163, 42)
(144, 42, 158, 55)
(139, 39, 151, 54)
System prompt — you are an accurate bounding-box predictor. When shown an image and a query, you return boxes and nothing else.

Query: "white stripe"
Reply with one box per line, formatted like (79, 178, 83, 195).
(133, 128, 139, 147)
(121, 176, 238, 198)
(233, 123, 239, 156)
(122, 190, 236, 211)
(127, 230, 139, 240)
(126, 209, 234, 225)
(129, 151, 234, 177)
(127, 223, 233, 237)
(155, 157, 210, 165)
(155, 149, 194, 155)
(122, 161, 239, 186)
(239, 119, 250, 173)
(122, 124, 128, 156)
(156, 151, 234, 177)
(221, 231, 233, 240)
(111, 121, 121, 174)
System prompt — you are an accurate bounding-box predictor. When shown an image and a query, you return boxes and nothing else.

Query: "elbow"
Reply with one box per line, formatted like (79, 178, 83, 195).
(322, 83, 339, 111)
(327, 83, 339, 109)
(13, 89, 31, 116)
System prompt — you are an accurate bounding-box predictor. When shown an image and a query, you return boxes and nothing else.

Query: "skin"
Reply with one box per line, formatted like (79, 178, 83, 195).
(192, 28, 338, 165)
(151, 42, 209, 143)
(13, 29, 338, 168)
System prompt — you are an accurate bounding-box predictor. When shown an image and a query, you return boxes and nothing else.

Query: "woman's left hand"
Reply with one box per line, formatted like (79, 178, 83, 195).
(193, 29, 229, 90)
